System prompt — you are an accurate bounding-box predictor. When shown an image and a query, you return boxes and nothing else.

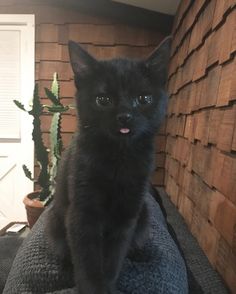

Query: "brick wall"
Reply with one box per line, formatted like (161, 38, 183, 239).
(0, 0, 166, 185)
(165, 0, 236, 291)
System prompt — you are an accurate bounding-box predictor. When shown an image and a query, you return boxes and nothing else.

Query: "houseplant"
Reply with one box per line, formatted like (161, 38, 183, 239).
(14, 73, 72, 228)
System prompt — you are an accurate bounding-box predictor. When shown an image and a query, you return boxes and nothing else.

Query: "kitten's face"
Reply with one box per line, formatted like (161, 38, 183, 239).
(69, 39, 171, 141)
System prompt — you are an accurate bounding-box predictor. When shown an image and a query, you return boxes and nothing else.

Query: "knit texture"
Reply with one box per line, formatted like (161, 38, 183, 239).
(3, 195, 188, 294)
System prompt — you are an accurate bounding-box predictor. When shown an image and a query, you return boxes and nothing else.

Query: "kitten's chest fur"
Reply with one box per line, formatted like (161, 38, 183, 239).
(70, 134, 153, 221)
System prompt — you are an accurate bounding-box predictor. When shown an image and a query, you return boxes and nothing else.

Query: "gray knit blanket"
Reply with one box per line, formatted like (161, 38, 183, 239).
(3, 195, 188, 294)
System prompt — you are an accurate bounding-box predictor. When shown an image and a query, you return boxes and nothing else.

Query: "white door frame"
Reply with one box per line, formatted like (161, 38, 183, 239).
(0, 14, 35, 225)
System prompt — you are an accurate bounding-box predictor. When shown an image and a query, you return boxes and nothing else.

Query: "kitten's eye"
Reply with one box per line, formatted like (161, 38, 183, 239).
(95, 96, 113, 107)
(135, 95, 153, 106)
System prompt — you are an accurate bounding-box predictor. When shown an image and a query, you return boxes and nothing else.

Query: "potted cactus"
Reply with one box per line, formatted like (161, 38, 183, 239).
(14, 73, 71, 228)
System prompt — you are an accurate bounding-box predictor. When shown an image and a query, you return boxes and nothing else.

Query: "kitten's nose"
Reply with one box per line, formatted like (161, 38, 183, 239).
(117, 113, 132, 124)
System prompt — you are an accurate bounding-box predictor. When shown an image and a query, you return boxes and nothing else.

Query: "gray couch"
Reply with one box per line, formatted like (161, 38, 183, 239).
(3, 194, 188, 293)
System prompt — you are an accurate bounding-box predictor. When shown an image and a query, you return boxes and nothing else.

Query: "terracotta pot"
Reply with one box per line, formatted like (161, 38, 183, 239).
(23, 191, 45, 229)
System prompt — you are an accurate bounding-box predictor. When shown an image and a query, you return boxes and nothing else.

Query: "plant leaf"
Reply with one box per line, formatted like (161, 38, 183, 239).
(51, 72, 59, 98)
(29, 84, 43, 115)
(45, 105, 69, 113)
(13, 100, 26, 111)
(22, 164, 34, 181)
(44, 88, 61, 106)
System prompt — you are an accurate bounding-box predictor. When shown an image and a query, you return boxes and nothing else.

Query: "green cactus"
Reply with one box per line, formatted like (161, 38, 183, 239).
(13, 73, 73, 205)
(48, 73, 63, 203)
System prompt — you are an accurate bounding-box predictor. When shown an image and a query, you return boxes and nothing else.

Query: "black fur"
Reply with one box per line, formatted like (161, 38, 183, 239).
(46, 37, 171, 294)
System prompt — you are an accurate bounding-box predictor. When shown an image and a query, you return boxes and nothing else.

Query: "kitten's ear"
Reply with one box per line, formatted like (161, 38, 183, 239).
(145, 36, 172, 85)
(68, 40, 98, 76)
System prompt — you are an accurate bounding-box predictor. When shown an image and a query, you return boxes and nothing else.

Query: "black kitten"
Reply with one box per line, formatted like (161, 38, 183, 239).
(46, 37, 171, 294)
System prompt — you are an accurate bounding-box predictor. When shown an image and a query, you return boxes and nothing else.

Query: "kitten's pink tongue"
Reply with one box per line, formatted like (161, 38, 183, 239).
(120, 128, 130, 134)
